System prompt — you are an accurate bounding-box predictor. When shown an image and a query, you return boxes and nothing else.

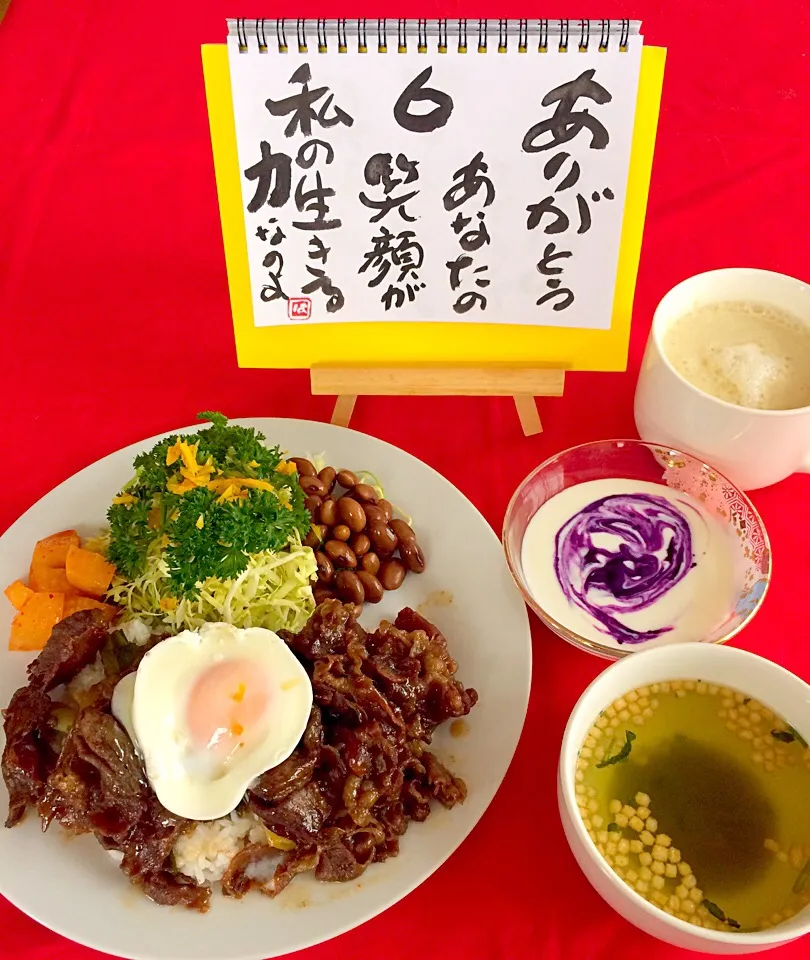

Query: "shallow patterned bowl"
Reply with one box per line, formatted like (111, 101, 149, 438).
(502, 439, 771, 661)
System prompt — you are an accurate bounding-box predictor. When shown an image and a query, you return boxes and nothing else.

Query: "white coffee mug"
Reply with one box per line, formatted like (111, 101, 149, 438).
(634, 268, 810, 491)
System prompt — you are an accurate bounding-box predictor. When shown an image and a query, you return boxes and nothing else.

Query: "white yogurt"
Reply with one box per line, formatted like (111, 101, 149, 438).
(520, 478, 736, 649)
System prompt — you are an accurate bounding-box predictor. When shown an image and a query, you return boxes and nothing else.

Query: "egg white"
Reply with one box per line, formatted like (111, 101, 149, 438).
(111, 622, 313, 821)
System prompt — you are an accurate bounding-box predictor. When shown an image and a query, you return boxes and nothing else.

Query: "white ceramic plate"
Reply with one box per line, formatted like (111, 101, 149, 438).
(0, 419, 531, 960)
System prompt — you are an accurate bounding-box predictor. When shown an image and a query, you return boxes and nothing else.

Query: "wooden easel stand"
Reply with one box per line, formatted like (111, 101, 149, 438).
(310, 365, 566, 436)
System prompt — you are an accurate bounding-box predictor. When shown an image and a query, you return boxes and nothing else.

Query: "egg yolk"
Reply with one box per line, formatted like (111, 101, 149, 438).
(185, 658, 271, 762)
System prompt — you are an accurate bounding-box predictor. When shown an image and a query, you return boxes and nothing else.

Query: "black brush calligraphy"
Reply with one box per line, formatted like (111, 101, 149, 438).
(443, 153, 495, 314)
(522, 70, 615, 312)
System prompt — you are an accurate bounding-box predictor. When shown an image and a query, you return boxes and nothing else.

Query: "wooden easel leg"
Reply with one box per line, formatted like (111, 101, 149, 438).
(331, 395, 358, 428)
(513, 395, 542, 436)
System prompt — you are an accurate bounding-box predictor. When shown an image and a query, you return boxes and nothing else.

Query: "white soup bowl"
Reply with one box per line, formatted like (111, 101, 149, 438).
(558, 643, 810, 953)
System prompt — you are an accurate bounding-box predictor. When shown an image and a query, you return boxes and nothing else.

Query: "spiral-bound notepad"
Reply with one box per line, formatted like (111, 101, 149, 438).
(203, 20, 665, 367)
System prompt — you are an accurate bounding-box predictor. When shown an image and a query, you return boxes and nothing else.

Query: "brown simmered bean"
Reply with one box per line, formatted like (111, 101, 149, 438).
(362, 503, 386, 524)
(350, 533, 371, 557)
(336, 469, 358, 489)
(378, 499, 394, 521)
(313, 584, 336, 604)
(378, 559, 406, 591)
(361, 552, 380, 575)
(318, 466, 336, 492)
(335, 570, 365, 605)
(324, 540, 357, 569)
(290, 457, 317, 477)
(304, 495, 323, 514)
(338, 497, 366, 533)
(368, 520, 398, 554)
(357, 571, 384, 603)
(333, 524, 351, 542)
(353, 483, 378, 503)
(300, 475, 327, 497)
(319, 498, 338, 526)
(399, 540, 426, 574)
(315, 551, 334, 584)
(390, 519, 416, 543)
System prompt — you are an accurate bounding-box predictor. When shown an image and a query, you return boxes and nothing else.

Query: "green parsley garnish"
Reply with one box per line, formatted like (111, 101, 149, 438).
(788, 725, 808, 748)
(793, 860, 810, 895)
(771, 726, 808, 747)
(107, 412, 311, 597)
(596, 730, 636, 768)
(702, 899, 740, 929)
(607, 822, 622, 834)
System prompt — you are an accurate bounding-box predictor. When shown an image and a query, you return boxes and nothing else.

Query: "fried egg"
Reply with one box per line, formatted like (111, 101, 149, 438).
(111, 622, 313, 821)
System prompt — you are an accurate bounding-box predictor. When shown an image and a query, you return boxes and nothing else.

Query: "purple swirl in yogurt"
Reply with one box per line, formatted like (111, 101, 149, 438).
(554, 493, 696, 645)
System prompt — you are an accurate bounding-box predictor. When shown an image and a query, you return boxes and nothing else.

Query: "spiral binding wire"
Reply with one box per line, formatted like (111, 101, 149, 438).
(578, 19, 590, 52)
(276, 20, 288, 54)
(254, 19, 267, 52)
(518, 19, 528, 53)
(437, 18, 448, 53)
(538, 19, 548, 53)
(497, 19, 507, 53)
(418, 19, 428, 54)
(619, 18, 631, 50)
(599, 18, 609, 53)
(235, 17, 247, 52)
(558, 19, 569, 53)
(230, 19, 639, 55)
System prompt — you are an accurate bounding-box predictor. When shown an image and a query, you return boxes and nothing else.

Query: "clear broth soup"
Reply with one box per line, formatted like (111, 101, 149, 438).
(575, 680, 810, 932)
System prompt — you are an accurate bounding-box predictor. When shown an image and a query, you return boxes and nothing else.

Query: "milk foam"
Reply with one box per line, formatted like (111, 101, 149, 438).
(662, 300, 810, 410)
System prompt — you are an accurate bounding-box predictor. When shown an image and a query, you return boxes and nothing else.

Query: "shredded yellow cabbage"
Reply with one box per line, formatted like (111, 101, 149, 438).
(104, 533, 316, 636)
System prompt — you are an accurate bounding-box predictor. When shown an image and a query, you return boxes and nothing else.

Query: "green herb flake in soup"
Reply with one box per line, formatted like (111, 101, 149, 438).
(574, 680, 810, 933)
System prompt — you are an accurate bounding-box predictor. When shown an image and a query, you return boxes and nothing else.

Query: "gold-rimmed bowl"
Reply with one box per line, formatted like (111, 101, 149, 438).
(502, 439, 771, 660)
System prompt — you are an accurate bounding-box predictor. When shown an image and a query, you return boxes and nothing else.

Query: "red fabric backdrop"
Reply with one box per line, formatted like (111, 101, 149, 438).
(1, 1, 809, 958)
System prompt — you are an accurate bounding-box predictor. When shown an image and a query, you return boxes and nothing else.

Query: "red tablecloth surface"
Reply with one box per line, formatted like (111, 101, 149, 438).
(2, 1, 809, 958)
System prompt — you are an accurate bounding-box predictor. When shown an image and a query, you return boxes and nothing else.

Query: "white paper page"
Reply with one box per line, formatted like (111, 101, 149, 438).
(227, 37, 643, 329)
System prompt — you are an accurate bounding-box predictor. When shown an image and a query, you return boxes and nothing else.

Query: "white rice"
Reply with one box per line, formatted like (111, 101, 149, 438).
(173, 812, 268, 885)
(121, 617, 151, 646)
(67, 655, 106, 702)
(244, 852, 280, 883)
